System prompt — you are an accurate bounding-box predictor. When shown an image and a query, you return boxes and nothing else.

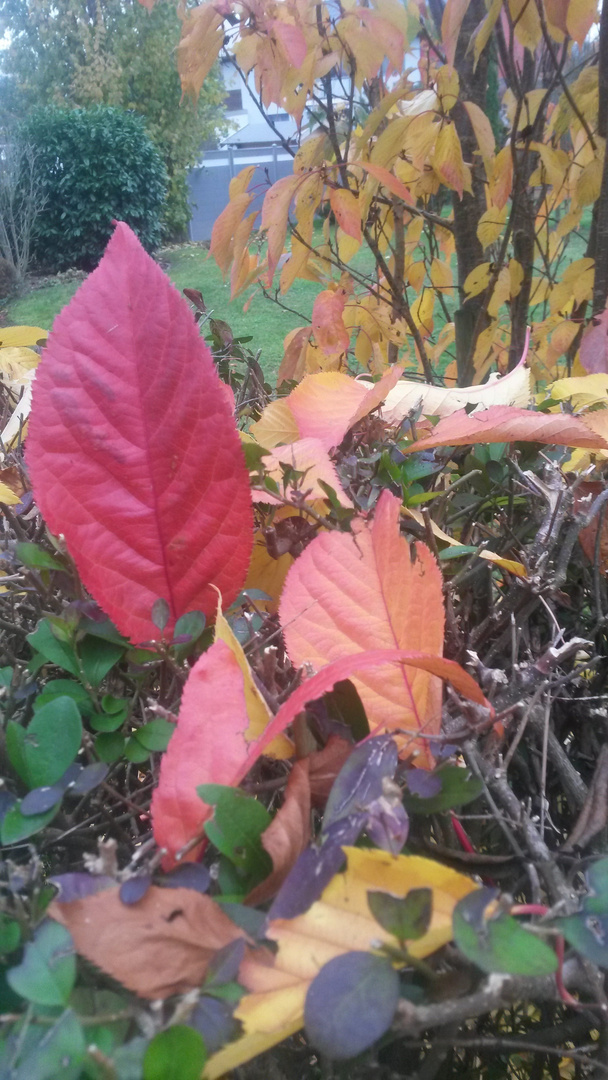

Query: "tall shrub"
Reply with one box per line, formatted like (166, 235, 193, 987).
(20, 106, 167, 271)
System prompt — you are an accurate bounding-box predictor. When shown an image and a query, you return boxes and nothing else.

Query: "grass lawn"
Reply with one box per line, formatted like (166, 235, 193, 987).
(4, 245, 323, 383)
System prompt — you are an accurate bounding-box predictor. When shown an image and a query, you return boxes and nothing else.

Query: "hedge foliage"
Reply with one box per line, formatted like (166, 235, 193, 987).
(20, 106, 167, 272)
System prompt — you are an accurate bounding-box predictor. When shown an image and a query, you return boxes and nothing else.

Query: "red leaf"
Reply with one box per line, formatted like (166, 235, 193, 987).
(403, 405, 608, 454)
(357, 162, 414, 206)
(151, 640, 252, 868)
(250, 649, 491, 766)
(26, 224, 253, 643)
(279, 490, 446, 763)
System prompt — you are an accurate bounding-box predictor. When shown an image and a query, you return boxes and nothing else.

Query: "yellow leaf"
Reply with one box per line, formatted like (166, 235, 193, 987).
(0, 326, 47, 348)
(575, 154, 603, 208)
(441, 0, 471, 68)
(436, 65, 459, 112)
(509, 0, 542, 49)
(293, 133, 330, 173)
(204, 848, 476, 1079)
(214, 597, 292, 758)
(477, 205, 507, 248)
(432, 122, 472, 198)
(0, 482, 21, 506)
(463, 101, 495, 160)
(229, 165, 257, 201)
(464, 261, 492, 299)
(407, 261, 427, 292)
(430, 259, 453, 291)
(471, 0, 501, 66)
(411, 289, 435, 337)
(488, 147, 513, 209)
(488, 266, 511, 318)
(0, 347, 40, 384)
(382, 354, 531, 422)
(177, 3, 224, 100)
(250, 400, 300, 449)
(549, 374, 608, 410)
(403, 507, 527, 578)
(509, 259, 524, 298)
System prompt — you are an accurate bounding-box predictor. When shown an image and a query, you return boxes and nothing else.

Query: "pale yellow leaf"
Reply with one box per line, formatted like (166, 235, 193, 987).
(0, 326, 47, 348)
(477, 205, 507, 248)
(250, 400, 300, 449)
(464, 261, 492, 298)
(382, 358, 531, 423)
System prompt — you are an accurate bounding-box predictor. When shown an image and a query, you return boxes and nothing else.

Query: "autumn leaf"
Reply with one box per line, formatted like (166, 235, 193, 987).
(0, 326, 47, 348)
(381, 358, 531, 424)
(252, 367, 403, 451)
(280, 490, 446, 763)
(401, 405, 608, 454)
(177, 3, 225, 100)
(203, 848, 476, 1079)
(50, 886, 247, 999)
(580, 310, 608, 374)
(312, 288, 350, 355)
(26, 223, 253, 644)
(441, 0, 471, 67)
(246, 760, 312, 905)
(329, 188, 362, 243)
(252, 437, 354, 508)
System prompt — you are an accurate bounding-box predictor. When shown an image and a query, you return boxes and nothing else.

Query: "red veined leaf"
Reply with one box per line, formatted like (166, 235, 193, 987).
(26, 223, 253, 644)
(250, 649, 491, 768)
(279, 490, 446, 764)
(401, 405, 608, 454)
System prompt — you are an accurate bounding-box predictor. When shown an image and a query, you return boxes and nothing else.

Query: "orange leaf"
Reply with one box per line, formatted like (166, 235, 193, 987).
(253, 437, 354, 508)
(246, 760, 311, 905)
(50, 886, 246, 999)
(262, 175, 301, 284)
(357, 161, 414, 205)
(307, 735, 353, 806)
(287, 366, 404, 449)
(312, 288, 350, 355)
(329, 187, 362, 243)
(279, 490, 446, 763)
(432, 122, 472, 198)
(210, 193, 253, 278)
(403, 406, 608, 454)
(277, 326, 311, 385)
(270, 19, 308, 66)
(566, 0, 596, 46)
(441, 0, 471, 67)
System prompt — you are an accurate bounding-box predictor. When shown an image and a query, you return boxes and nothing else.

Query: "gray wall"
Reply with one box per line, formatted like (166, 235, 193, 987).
(187, 146, 294, 243)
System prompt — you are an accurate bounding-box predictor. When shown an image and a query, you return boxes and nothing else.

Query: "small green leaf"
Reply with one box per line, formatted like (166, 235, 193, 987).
(368, 887, 432, 942)
(6, 721, 29, 784)
(27, 620, 80, 678)
(21, 696, 82, 788)
(79, 637, 124, 687)
(13, 1010, 85, 1080)
(135, 718, 174, 752)
(143, 1025, 206, 1080)
(95, 732, 126, 763)
(34, 679, 95, 717)
(151, 598, 171, 633)
(91, 710, 127, 733)
(124, 736, 150, 764)
(200, 787, 271, 886)
(172, 611, 206, 644)
(7, 921, 75, 1006)
(15, 542, 65, 571)
(1, 801, 60, 844)
(453, 889, 557, 976)
(0, 915, 21, 955)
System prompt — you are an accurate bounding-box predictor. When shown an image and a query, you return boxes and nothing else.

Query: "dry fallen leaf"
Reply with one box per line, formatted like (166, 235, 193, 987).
(50, 885, 247, 999)
(381, 359, 531, 425)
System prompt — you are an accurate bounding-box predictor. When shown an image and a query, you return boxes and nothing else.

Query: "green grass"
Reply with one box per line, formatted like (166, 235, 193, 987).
(4, 246, 324, 382)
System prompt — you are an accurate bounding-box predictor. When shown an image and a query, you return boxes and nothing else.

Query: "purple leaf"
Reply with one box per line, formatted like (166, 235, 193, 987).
(50, 873, 115, 901)
(269, 816, 364, 921)
(20, 786, 63, 816)
(163, 864, 211, 894)
(189, 996, 238, 1054)
(204, 938, 246, 989)
(119, 875, 153, 905)
(365, 796, 409, 854)
(304, 951, 400, 1059)
(403, 769, 442, 799)
(69, 762, 110, 796)
(323, 735, 398, 833)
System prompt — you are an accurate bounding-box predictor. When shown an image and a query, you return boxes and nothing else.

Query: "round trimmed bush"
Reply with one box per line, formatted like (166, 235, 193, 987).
(20, 107, 168, 272)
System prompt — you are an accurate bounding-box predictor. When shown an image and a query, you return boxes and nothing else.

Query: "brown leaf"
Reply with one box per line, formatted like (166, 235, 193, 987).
(49, 886, 247, 999)
(307, 735, 353, 807)
(574, 481, 608, 573)
(246, 760, 311, 905)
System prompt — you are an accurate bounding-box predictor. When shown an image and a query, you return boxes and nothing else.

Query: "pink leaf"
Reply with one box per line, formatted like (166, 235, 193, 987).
(403, 405, 608, 454)
(312, 288, 350, 355)
(580, 310, 608, 374)
(151, 639, 252, 868)
(26, 223, 253, 643)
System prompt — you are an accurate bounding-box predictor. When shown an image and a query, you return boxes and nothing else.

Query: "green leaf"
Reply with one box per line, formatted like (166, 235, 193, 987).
(124, 736, 150, 764)
(21, 696, 82, 788)
(453, 889, 557, 976)
(405, 764, 483, 814)
(27, 620, 80, 678)
(200, 787, 272, 884)
(143, 1026, 206, 1080)
(78, 637, 124, 687)
(0, 914, 21, 955)
(368, 887, 432, 942)
(6, 720, 29, 784)
(172, 611, 206, 644)
(135, 718, 174, 752)
(34, 679, 95, 717)
(14, 1010, 85, 1080)
(91, 710, 127, 733)
(1, 801, 60, 844)
(95, 732, 126, 763)
(7, 921, 76, 1006)
(557, 912, 608, 969)
(15, 542, 65, 571)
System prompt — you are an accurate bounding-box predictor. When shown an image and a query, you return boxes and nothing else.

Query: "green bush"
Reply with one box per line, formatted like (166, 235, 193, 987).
(20, 106, 167, 272)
